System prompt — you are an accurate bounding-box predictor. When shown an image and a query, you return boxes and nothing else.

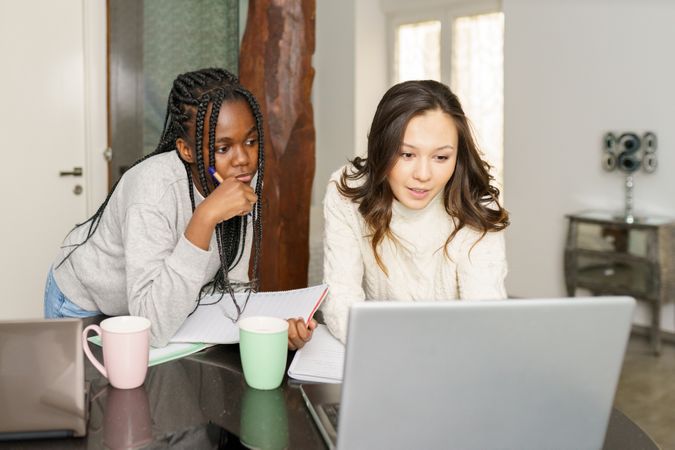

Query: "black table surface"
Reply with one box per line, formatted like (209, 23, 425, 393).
(1, 322, 660, 450)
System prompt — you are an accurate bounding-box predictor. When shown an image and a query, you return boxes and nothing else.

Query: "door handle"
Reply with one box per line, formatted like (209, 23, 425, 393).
(59, 167, 83, 177)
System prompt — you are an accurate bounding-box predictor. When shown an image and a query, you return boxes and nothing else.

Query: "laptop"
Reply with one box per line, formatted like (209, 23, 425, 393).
(300, 296, 635, 450)
(0, 318, 88, 440)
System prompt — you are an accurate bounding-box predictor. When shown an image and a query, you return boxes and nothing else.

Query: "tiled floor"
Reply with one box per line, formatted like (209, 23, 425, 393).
(614, 336, 675, 449)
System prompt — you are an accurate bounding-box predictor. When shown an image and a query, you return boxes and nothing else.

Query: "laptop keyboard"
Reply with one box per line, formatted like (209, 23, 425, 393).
(322, 402, 340, 430)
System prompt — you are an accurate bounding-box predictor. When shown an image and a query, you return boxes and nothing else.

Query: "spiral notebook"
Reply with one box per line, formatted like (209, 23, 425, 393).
(170, 284, 328, 344)
(288, 324, 344, 383)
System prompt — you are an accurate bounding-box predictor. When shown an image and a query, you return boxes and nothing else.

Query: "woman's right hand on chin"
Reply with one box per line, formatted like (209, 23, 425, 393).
(200, 177, 258, 224)
(185, 178, 257, 250)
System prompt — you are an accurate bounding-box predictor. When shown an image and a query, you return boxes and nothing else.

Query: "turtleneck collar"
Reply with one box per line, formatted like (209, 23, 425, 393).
(391, 190, 446, 221)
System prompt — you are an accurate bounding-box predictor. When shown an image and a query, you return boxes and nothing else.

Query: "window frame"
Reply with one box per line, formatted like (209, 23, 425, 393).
(383, 0, 502, 87)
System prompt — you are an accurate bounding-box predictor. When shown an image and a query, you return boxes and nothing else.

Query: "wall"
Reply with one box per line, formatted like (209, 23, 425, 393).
(310, 0, 387, 284)
(503, 0, 675, 331)
(313, 0, 388, 206)
(312, 0, 357, 209)
(354, 1, 388, 158)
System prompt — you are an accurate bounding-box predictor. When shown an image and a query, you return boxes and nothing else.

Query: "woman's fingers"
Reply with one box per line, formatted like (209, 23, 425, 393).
(287, 318, 314, 350)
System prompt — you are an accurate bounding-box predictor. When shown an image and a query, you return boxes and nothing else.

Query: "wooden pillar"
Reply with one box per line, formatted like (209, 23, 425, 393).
(239, 0, 316, 291)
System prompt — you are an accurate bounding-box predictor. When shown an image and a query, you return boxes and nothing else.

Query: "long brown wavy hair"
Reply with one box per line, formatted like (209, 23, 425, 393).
(338, 80, 509, 273)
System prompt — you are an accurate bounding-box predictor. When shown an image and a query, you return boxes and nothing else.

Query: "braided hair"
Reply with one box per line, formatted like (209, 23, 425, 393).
(58, 68, 265, 313)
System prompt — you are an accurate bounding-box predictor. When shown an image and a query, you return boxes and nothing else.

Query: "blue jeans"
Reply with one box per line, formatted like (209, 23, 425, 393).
(44, 268, 99, 318)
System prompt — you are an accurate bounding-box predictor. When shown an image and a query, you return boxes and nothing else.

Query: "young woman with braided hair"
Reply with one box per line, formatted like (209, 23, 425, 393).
(45, 68, 315, 348)
(320, 80, 510, 343)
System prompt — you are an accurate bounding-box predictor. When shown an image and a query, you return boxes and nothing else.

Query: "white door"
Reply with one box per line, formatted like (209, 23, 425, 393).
(0, 0, 107, 319)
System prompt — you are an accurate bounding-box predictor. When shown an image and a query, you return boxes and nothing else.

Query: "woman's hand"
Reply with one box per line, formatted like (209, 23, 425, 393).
(287, 318, 317, 350)
(184, 178, 257, 250)
(200, 177, 258, 223)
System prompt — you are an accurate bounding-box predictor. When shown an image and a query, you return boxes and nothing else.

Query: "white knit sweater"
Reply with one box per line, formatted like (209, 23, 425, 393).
(320, 167, 508, 343)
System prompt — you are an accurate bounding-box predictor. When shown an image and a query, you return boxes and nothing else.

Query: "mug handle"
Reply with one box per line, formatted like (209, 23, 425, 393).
(82, 324, 107, 378)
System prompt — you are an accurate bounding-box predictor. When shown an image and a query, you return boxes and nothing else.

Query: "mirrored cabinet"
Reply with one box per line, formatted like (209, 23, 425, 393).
(564, 211, 675, 354)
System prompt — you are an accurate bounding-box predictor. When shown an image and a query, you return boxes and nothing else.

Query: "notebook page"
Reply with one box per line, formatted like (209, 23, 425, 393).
(288, 324, 345, 383)
(170, 284, 328, 344)
(241, 286, 328, 321)
(171, 301, 240, 343)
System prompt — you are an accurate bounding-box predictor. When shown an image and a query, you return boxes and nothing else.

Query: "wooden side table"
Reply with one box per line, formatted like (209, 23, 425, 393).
(564, 211, 675, 355)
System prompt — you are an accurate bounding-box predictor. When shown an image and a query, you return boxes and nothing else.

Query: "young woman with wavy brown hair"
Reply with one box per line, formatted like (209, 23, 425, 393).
(321, 80, 510, 343)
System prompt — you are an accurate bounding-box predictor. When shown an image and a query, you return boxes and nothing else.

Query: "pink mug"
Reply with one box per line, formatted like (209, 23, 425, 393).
(82, 316, 151, 389)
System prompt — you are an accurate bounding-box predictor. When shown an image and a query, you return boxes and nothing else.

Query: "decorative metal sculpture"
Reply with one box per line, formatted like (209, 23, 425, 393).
(602, 131, 657, 223)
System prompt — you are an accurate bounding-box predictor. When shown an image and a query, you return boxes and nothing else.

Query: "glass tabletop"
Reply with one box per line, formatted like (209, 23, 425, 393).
(0, 317, 659, 450)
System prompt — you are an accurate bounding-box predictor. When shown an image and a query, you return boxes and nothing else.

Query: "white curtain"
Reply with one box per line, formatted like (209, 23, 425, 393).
(451, 12, 504, 189)
(396, 21, 441, 82)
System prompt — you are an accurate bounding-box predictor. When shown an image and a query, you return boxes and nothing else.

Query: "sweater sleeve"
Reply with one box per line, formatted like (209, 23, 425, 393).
(321, 180, 366, 343)
(123, 204, 213, 347)
(455, 228, 508, 300)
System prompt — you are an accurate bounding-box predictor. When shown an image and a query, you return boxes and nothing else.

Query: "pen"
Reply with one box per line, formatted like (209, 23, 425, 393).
(208, 167, 224, 185)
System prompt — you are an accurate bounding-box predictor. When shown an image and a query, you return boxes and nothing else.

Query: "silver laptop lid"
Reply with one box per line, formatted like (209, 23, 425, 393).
(337, 297, 635, 450)
(0, 318, 87, 438)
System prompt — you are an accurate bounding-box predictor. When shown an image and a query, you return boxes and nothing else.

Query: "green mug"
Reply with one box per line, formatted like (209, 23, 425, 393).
(238, 316, 289, 390)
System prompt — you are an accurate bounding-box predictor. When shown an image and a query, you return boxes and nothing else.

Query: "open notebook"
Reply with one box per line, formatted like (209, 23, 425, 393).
(171, 284, 328, 344)
(288, 325, 344, 383)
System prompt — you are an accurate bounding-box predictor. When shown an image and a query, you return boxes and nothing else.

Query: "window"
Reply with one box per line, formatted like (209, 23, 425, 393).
(395, 20, 441, 82)
(451, 12, 504, 188)
(389, 3, 504, 190)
